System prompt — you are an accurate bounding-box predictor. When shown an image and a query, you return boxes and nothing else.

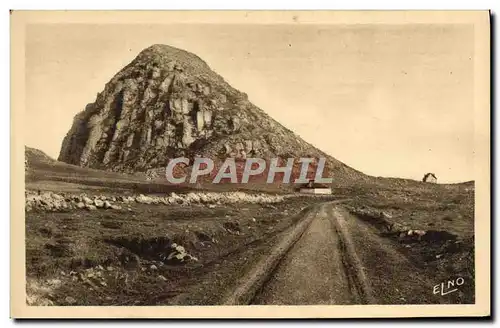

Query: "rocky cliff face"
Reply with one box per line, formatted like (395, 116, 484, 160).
(58, 44, 365, 184)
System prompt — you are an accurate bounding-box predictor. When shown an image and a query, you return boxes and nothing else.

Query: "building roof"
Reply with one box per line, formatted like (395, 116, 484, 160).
(423, 172, 437, 181)
(300, 180, 331, 189)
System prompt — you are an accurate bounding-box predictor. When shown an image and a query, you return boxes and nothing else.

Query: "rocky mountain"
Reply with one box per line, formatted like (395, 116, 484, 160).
(58, 44, 367, 185)
(26, 146, 57, 165)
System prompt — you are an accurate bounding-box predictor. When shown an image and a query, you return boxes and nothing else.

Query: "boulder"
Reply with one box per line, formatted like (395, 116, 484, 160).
(136, 194, 154, 204)
(83, 197, 93, 205)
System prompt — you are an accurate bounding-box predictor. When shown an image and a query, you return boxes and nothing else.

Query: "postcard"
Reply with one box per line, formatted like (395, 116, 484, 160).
(11, 10, 490, 318)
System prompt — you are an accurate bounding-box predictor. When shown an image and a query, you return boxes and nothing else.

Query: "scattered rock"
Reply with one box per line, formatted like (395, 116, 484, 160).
(46, 278, 61, 286)
(162, 243, 198, 264)
(136, 194, 154, 204)
(414, 230, 426, 237)
(382, 211, 393, 219)
(65, 296, 77, 305)
(26, 190, 289, 212)
(52, 194, 64, 201)
(223, 221, 241, 233)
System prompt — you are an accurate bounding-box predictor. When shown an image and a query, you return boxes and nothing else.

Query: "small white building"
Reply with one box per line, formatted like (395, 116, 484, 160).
(422, 173, 437, 183)
(298, 180, 332, 195)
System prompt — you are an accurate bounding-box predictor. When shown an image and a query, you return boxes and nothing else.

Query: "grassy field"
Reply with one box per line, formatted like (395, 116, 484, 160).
(26, 196, 331, 305)
(24, 147, 476, 305)
(341, 181, 475, 303)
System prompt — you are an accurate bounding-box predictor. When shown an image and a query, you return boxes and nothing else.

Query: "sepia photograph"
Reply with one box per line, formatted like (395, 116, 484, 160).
(10, 10, 490, 318)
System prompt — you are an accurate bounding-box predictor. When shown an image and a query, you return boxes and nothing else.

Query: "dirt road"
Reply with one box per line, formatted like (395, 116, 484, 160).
(226, 202, 448, 305)
(252, 204, 356, 304)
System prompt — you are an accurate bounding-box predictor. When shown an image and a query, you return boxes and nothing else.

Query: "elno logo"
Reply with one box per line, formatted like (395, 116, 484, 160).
(433, 277, 465, 296)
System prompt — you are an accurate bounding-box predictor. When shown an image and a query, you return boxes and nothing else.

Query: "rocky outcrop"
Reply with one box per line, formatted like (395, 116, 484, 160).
(58, 44, 365, 184)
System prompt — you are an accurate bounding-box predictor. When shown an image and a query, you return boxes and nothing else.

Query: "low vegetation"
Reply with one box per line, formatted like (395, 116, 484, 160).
(343, 182, 475, 304)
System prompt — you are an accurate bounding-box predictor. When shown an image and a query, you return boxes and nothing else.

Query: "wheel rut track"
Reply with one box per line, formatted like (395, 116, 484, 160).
(222, 201, 374, 305)
(221, 205, 320, 305)
(165, 205, 315, 305)
(330, 205, 376, 304)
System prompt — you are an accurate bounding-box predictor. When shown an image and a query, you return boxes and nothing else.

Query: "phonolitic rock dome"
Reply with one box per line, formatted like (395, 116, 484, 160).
(58, 44, 365, 183)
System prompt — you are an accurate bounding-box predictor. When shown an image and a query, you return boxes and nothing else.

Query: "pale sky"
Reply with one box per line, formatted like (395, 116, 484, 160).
(25, 23, 474, 183)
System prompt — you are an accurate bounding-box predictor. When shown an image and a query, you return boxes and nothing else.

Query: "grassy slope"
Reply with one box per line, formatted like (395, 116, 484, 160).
(25, 146, 290, 194)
